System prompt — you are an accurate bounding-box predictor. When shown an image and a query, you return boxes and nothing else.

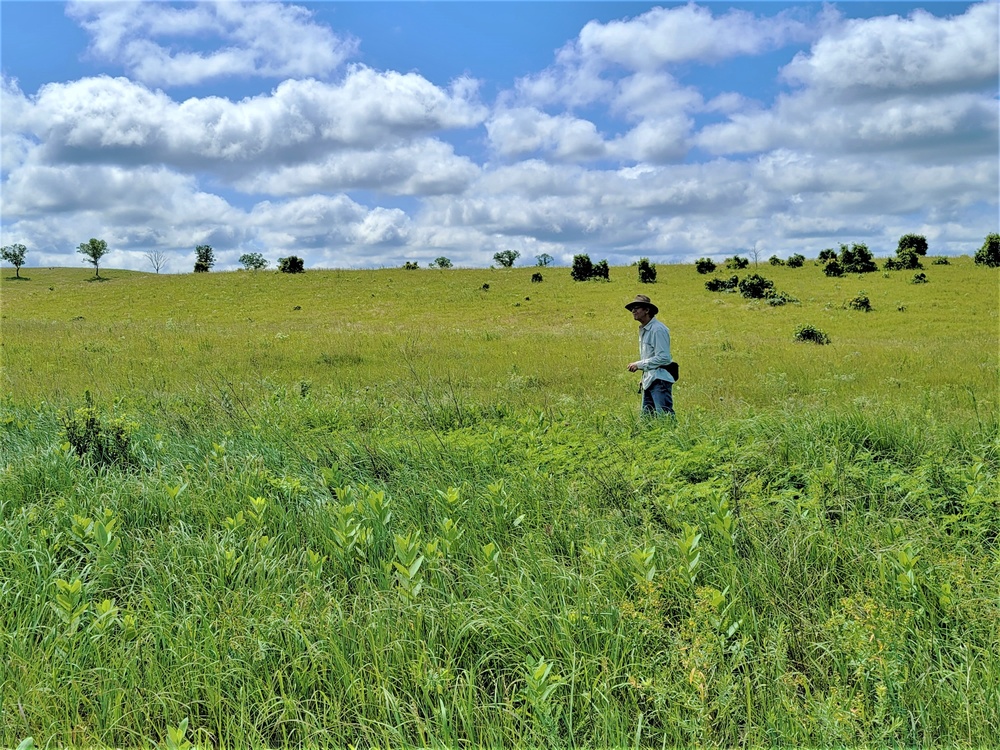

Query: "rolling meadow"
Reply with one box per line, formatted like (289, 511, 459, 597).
(1, 257, 998, 748)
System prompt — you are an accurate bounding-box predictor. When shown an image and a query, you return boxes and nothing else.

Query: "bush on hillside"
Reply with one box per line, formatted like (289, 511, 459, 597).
(724, 255, 749, 270)
(794, 324, 830, 345)
(898, 233, 928, 256)
(911, 272, 928, 284)
(738, 273, 775, 299)
(931, 257, 950, 265)
(706, 275, 739, 292)
(786, 253, 806, 268)
(769, 255, 785, 266)
(637, 258, 657, 283)
(695, 258, 716, 274)
(278, 256, 305, 273)
(839, 243, 878, 274)
(885, 249, 922, 271)
(818, 249, 837, 263)
(531, 272, 543, 283)
(823, 258, 845, 277)
(846, 293, 872, 312)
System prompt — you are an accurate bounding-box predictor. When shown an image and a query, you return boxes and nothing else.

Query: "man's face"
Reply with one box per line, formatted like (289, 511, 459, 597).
(632, 305, 651, 324)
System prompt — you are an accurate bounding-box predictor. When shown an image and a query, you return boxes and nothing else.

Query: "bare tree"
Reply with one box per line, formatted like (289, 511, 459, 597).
(749, 243, 762, 269)
(144, 249, 168, 273)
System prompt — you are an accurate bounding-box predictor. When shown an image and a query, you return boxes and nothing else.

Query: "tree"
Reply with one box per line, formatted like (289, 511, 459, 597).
(695, 258, 716, 274)
(838, 242, 877, 274)
(817, 248, 837, 262)
(637, 257, 657, 283)
(431, 256, 453, 269)
(592, 259, 610, 280)
(898, 233, 928, 256)
(278, 256, 305, 273)
(1, 243, 27, 278)
(401, 261, 419, 270)
(239, 252, 269, 271)
(78, 238, 109, 278)
(535, 253, 553, 267)
(194, 245, 215, 273)
(724, 255, 749, 270)
(974, 232, 1000, 267)
(144, 249, 168, 274)
(786, 253, 806, 268)
(493, 249, 520, 268)
(768, 255, 785, 266)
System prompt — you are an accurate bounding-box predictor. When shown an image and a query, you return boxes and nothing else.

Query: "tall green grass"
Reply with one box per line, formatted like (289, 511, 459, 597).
(1, 260, 997, 748)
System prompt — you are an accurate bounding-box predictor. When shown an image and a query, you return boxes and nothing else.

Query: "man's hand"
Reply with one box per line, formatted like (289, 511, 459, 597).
(627, 362, 641, 372)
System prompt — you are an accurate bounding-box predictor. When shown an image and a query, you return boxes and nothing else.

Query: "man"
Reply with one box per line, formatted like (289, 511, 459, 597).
(625, 294, 675, 416)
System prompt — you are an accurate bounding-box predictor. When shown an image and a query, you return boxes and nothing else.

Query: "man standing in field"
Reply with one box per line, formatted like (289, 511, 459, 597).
(625, 294, 675, 416)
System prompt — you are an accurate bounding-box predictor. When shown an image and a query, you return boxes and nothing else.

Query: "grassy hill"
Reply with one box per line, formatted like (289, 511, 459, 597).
(1, 260, 998, 748)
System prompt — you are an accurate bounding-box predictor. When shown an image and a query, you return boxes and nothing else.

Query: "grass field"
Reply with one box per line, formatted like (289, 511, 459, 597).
(1, 259, 998, 748)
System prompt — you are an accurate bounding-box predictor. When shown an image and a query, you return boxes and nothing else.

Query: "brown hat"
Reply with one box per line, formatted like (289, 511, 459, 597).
(625, 294, 658, 316)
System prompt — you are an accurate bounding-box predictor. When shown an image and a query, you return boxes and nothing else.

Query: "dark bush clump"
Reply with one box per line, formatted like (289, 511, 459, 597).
(767, 292, 799, 307)
(571, 254, 610, 281)
(738, 273, 775, 299)
(898, 233, 928, 257)
(531, 272, 543, 283)
(885, 250, 922, 271)
(818, 249, 837, 262)
(705, 275, 739, 292)
(637, 258, 657, 283)
(823, 258, 844, 277)
(401, 261, 419, 270)
(724, 255, 749, 270)
(786, 253, 806, 268)
(794, 324, 830, 345)
(768, 255, 785, 266)
(931, 257, 950, 265)
(839, 243, 878, 273)
(278, 256, 305, 273)
(911, 272, 928, 284)
(60, 392, 136, 470)
(846, 293, 872, 312)
(695, 258, 716, 274)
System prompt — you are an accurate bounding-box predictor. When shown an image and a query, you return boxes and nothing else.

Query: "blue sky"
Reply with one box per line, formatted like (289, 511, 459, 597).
(1, 1, 996, 272)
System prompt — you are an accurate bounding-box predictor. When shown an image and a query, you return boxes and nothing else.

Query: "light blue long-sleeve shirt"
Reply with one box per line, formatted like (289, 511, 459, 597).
(637, 316, 674, 390)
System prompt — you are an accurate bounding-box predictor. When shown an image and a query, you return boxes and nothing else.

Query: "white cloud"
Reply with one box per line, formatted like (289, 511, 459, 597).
(487, 108, 606, 161)
(782, 2, 999, 97)
(66, 0, 358, 86)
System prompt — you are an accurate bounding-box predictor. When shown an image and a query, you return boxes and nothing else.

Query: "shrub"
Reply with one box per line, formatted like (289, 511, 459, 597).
(531, 272, 543, 283)
(898, 233, 928, 256)
(738, 273, 775, 299)
(278, 256, 305, 273)
(724, 255, 749, 270)
(823, 258, 844, 277)
(695, 258, 716, 274)
(846, 293, 872, 312)
(786, 253, 806, 268)
(794, 324, 830, 345)
(885, 249, 922, 271)
(592, 259, 610, 280)
(571, 254, 593, 281)
(768, 255, 785, 266)
(705, 275, 739, 292)
(767, 292, 799, 306)
(839, 242, 878, 273)
(974, 233, 1000, 267)
(637, 257, 657, 283)
(931, 257, 950, 265)
(911, 272, 928, 284)
(401, 261, 419, 270)
(481, 283, 490, 291)
(431, 256, 453, 269)
(818, 249, 837, 262)
(60, 392, 136, 470)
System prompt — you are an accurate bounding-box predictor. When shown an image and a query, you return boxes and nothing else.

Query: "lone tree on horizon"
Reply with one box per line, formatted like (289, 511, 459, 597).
(194, 244, 215, 273)
(1, 243, 28, 278)
(78, 238, 110, 278)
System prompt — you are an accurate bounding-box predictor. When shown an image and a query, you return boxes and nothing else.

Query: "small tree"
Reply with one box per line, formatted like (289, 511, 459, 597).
(839, 242, 877, 274)
(817, 248, 837, 263)
(571, 254, 594, 281)
(738, 273, 775, 299)
(786, 253, 806, 268)
(637, 258, 657, 284)
(823, 258, 844, 277)
(592, 259, 610, 280)
(278, 256, 305, 273)
(695, 258, 716, 274)
(535, 253, 553, 267)
(144, 249, 168, 274)
(431, 256, 453, 269)
(974, 233, 1000, 267)
(401, 261, 419, 270)
(194, 245, 214, 273)
(724, 255, 749, 270)
(239, 252, 268, 271)
(531, 272, 543, 283)
(493, 249, 520, 268)
(884, 248, 922, 271)
(898, 233, 928, 256)
(768, 255, 785, 266)
(1, 243, 28, 278)
(78, 238, 110, 278)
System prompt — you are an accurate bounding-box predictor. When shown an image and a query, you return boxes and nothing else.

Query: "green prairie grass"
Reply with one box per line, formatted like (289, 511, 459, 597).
(0, 260, 998, 748)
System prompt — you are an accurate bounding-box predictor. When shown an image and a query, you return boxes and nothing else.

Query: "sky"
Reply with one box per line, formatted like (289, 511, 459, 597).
(1, 1, 997, 273)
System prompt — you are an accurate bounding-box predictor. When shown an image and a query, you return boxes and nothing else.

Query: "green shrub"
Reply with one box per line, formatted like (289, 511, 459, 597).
(839, 243, 878, 273)
(823, 258, 845, 277)
(898, 233, 928, 256)
(571, 254, 593, 281)
(846, 293, 872, 312)
(279, 256, 305, 273)
(60, 392, 136, 470)
(739, 273, 775, 299)
(637, 257, 657, 283)
(706, 275, 739, 292)
(724, 255, 749, 270)
(974, 233, 1000, 267)
(787, 253, 806, 268)
(794, 324, 830, 345)
(531, 272, 543, 283)
(769, 255, 785, 266)
(931, 257, 950, 265)
(911, 272, 928, 284)
(818, 249, 837, 262)
(695, 257, 716, 274)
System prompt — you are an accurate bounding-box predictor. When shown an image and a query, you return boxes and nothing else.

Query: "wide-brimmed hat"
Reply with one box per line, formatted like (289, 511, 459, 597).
(625, 294, 658, 316)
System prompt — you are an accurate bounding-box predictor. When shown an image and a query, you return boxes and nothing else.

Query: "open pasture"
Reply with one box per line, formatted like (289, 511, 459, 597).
(1, 259, 998, 748)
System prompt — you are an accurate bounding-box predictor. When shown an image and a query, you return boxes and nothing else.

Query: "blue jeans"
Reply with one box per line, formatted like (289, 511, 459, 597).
(642, 379, 674, 416)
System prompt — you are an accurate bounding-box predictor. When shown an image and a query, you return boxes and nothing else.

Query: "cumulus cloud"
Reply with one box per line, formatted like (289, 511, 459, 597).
(66, 0, 358, 86)
(487, 108, 606, 161)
